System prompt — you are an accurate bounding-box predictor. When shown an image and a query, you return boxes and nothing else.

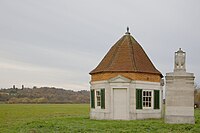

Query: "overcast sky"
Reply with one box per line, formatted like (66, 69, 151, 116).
(0, 0, 199, 90)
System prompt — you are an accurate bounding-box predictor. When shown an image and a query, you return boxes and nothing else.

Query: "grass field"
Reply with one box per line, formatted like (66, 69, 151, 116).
(0, 104, 200, 133)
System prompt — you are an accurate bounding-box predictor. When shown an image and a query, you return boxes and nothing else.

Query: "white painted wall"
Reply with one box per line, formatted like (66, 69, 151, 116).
(90, 75, 163, 120)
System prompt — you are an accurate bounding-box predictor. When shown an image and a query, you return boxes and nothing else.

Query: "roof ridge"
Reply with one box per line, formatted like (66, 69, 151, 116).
(105, 35, 127, 71)
(129, 35, 137, 71)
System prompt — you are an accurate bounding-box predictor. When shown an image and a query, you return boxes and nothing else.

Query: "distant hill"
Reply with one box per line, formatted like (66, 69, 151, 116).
(1, 86, 199, 105)
(0, 87, 90, 104)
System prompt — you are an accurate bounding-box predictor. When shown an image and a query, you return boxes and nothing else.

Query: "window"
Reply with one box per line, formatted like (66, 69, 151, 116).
(94, 89, 105, 109)
(96, 90, 101, 107)
(136, 89, 160, 110)
(142, 90, 152, 108)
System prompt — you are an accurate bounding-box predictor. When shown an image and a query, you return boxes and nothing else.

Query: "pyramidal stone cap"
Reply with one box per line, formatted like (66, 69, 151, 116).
(90, 28, 162, 78)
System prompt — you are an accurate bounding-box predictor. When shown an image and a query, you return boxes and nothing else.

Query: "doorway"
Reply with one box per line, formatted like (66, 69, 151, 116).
(113, 88, 127, 120)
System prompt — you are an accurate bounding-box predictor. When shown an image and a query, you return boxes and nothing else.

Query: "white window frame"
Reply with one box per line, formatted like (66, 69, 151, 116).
(95, 90, 101, 108)
(142, 90, 153, 109)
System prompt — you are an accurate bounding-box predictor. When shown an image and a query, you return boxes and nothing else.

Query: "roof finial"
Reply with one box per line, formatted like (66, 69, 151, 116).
(125, 26, 130, 35)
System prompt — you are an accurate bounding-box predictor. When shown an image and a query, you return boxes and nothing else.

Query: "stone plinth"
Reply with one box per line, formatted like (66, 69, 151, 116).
(165, 48, 195, 124)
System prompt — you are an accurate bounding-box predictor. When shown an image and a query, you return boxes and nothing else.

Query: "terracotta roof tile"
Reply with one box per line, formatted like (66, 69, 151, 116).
(90, 33, 162, 77)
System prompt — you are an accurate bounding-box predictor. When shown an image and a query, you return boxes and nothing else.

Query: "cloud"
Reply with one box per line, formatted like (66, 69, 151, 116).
(0, 0, 200, 90)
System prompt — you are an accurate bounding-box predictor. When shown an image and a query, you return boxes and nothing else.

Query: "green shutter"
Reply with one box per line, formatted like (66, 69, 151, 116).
(154, 90, 160, 109)
(91, 89, 95, 108)
(136, 89, 142, 109)
(101, 89, 105, 109)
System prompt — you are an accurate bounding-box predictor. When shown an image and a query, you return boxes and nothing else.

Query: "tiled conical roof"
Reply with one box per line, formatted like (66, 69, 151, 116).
(90, 30, 162, 77)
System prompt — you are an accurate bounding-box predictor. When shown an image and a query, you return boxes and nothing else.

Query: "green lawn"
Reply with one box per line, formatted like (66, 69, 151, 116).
(0, 104, 199, 133)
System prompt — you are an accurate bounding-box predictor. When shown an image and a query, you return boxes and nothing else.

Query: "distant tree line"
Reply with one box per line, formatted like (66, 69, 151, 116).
(1, 85, 200, 106)
(0, 87, 90, 104)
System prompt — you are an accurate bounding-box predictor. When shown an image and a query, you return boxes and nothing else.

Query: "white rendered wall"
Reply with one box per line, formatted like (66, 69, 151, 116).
(132, 80, 162, 120)
(90, 75, 163, 120)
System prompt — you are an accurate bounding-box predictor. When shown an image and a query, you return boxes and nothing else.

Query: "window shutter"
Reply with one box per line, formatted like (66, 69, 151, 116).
(136, 89, 142, 109)
(101, 89, 105, 109)
(91, 89, 95, 108)
(154, 90, 160, 109)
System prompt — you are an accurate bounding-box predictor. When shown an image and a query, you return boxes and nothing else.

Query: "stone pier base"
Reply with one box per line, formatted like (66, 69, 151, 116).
(165, 115, 195, 124)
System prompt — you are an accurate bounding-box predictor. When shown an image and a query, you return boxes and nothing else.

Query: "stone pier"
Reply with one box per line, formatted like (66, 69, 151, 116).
(165, 48, 195, 124)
